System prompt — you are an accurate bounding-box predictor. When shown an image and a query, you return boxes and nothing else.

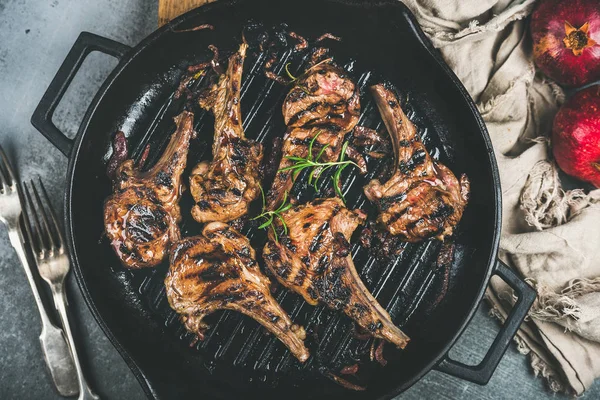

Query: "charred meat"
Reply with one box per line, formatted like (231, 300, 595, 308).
(190, 43, 263, 223)
(364, 85, 469, 242)
(165, 222, 310, 362)
(104, 111, 194, 269)
(263, 198, 410, 349)
(358, 221, 405, 261)
(266, 53, 360, 209)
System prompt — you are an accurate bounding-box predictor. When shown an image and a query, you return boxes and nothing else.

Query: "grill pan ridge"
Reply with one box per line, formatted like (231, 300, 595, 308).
(30, 0, 536, 399)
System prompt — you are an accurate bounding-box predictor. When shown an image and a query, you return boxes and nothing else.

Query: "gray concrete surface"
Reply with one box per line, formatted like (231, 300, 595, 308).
(0, 0, 598, 399)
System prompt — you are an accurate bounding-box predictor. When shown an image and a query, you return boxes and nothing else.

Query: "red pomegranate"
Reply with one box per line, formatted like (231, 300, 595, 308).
(531, 0, 600, 87)
(552, 85, 600, 187)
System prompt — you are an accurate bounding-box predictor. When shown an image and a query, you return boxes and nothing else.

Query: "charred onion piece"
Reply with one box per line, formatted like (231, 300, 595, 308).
(366, 151, 387, 159)
(315, 33, 342, 43)
(175, 45, 222, 100)
(174, 74, 197, 100)
(264, 51, 289, 84)
(207, 44, 223, 75)
(106, 131, 128, 178)
(369, 339, 388, 365)
(324, 371, 366, 391)
(287, 31, 308, 50)
(189, 336, 200, 348)
(344, 145, 367, 174)
(187, 45, 221, 74)
(374, 339, 387, 366)
(340, 364, 360, 375)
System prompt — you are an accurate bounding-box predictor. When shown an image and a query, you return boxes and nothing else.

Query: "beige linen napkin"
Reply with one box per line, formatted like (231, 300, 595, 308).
(400, 0, 600, 394)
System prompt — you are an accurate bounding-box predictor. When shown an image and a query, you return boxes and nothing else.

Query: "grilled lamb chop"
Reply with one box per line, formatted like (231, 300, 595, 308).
(104, 111, 194, 269)
(263, 198, 410, 349)
(364, 84, 470, 242)
(190, 43, 263, 223)
(266, 53, 360, 210)
(165, 222, 310, 362)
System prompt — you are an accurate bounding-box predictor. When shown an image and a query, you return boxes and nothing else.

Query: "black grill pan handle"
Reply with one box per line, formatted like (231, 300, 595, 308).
(435, 260, 536, 385)
(31, 32, 131, 157)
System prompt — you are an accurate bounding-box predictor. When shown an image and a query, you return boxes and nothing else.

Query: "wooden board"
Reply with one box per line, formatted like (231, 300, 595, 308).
(158, 0, 215, 26)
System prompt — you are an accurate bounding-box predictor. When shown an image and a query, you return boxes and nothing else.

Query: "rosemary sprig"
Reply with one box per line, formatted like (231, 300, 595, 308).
(252, 187, 293, 243)
(285, 62, 310, 94)
(285, 63, 297, 82)
(278, 131, 358, 202)
(333, 141, 352, 199)
(287, 57, 333, 83)
(285, 58, 333, 93)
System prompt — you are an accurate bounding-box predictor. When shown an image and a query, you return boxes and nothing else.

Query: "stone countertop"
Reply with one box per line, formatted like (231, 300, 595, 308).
(0, 0, 597, 399)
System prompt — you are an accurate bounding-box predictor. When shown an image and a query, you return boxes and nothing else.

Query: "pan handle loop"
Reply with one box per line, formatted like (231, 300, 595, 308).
(434, 260, 536, 385)
(31, 32, 131, 157)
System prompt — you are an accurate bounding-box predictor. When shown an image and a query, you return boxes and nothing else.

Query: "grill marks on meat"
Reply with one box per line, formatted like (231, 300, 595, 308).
(104, 111, 194, 269)
(190, 43, 263, 223)
(364, 85, 470, 242)
(165, 223, 309, 362)
(266, 56, 360, 209)
(263, 198, 410, 349)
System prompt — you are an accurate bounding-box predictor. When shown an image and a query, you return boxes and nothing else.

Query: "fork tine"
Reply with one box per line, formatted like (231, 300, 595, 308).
(36, 177, 64, 249)
(0, 145, 11, 193)
(22, 181, 48, 256)
(0, 145, 16, 187)
(30, 179, 58, 252)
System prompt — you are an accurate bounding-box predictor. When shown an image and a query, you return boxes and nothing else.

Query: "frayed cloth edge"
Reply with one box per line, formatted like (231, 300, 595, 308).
(486, 294, 567, 393)
(420, 0, 536, 46)
(520, 160, 595, 231)
(528, 278, 600, 328)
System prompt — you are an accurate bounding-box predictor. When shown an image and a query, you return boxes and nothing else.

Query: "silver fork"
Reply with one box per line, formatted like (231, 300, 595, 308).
(21, 177, 100, 400)
(0, 146, 78, 396)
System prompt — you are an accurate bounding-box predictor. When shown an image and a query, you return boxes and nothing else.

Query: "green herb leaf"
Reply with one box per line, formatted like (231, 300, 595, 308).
(308, 131, 321, 161)
(253, 187, 294, 243)
(283, 156, 308, 162)
(315, 143, 329, 162)
(285, 63, 297, 82)
(276, 133, 359, 201)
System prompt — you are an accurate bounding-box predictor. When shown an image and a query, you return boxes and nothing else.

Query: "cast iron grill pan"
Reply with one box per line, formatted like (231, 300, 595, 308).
(31, 1, 533, 399)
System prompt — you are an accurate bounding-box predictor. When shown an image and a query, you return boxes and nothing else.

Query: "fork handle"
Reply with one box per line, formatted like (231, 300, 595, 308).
(50, 283, 101, 400)
(7, 230, 79, 397)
